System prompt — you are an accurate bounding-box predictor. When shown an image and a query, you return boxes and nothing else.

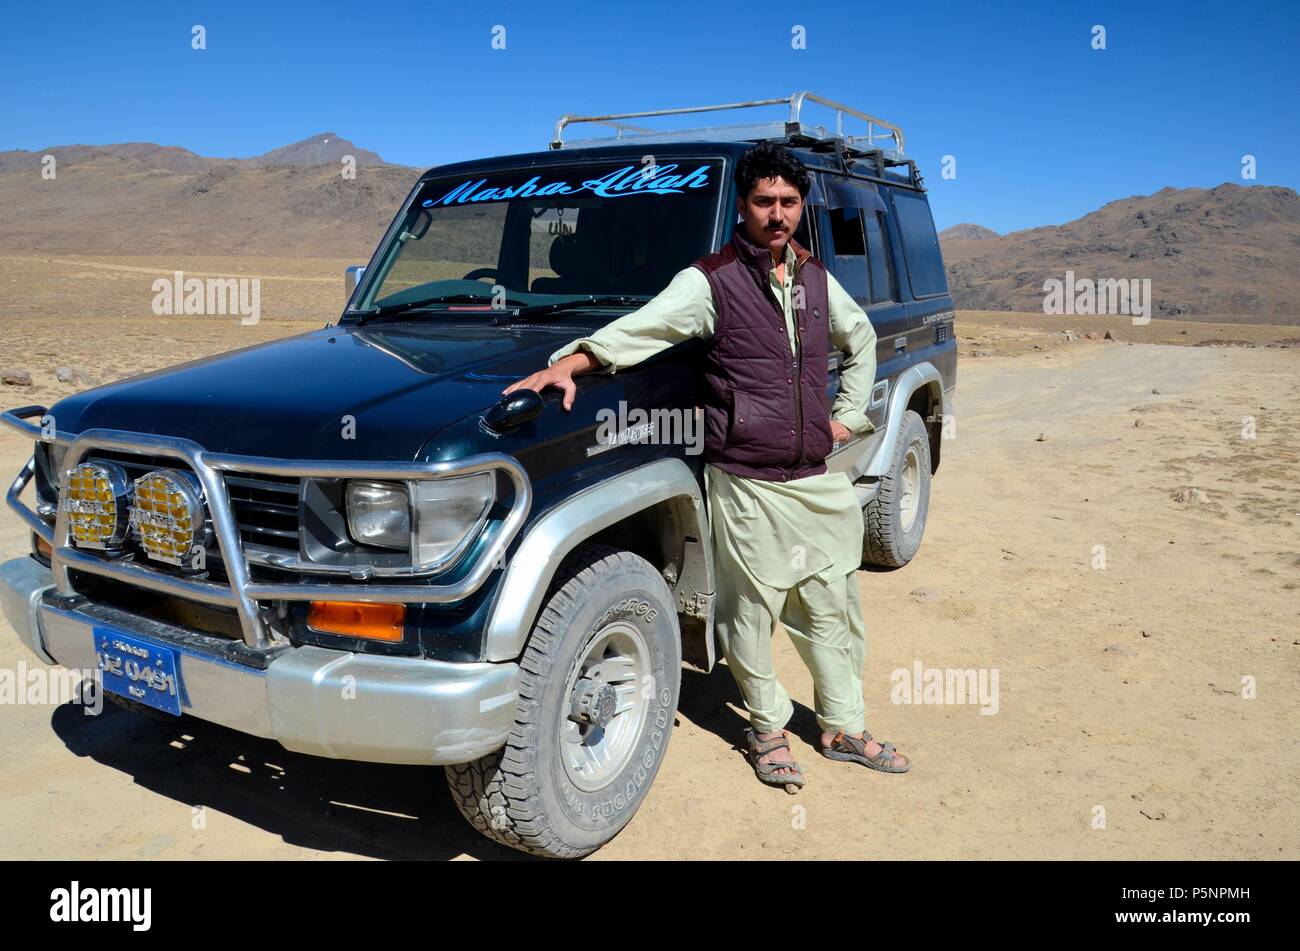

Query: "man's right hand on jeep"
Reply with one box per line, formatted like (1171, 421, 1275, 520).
(503, 351, 600, 411)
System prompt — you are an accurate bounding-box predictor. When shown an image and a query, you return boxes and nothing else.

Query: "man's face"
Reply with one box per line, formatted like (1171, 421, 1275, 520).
(737, 175, 804, 258)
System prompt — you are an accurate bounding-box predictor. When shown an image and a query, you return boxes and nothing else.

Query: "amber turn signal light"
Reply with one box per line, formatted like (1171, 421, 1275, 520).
(307, 601, 405, 642)
(34, 533, 53, 560)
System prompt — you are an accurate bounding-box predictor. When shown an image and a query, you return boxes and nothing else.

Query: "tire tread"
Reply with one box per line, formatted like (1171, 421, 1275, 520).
(861, 409, 931, 568)
(446, 543, 645, 860)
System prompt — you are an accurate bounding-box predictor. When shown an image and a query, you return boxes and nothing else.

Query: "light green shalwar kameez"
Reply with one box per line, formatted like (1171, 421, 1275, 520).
(549, 241, 879, 734)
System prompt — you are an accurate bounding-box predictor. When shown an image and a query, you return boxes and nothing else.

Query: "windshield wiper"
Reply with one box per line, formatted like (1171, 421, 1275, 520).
(505, 295, 651, 323)
(353, 293, 526, 325)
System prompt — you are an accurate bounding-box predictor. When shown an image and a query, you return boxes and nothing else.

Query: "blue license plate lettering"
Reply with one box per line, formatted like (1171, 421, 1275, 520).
(93, 628, 183, 717)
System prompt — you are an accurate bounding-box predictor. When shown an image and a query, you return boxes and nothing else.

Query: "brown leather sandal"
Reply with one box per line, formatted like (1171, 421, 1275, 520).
(822, 729, 911, 773)
(743, 727, 806, 794)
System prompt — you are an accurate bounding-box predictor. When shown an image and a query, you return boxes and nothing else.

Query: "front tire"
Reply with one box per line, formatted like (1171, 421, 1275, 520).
(861, 409, 932, 567)
(446, 543, 681, 859)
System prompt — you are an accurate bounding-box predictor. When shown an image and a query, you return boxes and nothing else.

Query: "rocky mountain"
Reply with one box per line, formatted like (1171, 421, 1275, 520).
(246, 133, 386, 168)
(939, 223, 999, 241)
(941, 184, 1300, 321)
(1, 135, 1297, 321)
(0, 136, 416, 257)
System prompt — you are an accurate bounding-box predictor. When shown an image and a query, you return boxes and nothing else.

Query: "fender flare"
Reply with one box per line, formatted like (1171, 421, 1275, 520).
(857, 362, 946, 479)
(482, 457, 712, 662)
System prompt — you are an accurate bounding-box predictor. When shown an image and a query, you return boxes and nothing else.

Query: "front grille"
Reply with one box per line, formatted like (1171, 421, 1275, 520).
(225, 473, 300, 551)
(77, 450, 301, 556)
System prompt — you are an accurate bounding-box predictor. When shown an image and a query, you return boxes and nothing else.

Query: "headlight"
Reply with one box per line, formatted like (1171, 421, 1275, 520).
(345, 473, 495, 568)
(60, 461, 132, 550)
(345, 481, 409, 550)
(42, 442, 68, 486)
(411, 472, 495, 567)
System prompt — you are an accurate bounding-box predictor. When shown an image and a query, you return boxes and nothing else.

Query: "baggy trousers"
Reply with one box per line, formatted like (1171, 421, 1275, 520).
(713, 562, 868, 736)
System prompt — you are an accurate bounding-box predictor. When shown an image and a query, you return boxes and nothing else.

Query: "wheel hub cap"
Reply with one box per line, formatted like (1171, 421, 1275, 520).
(571, 678, 619, 727)
(560, 620, 651, 792)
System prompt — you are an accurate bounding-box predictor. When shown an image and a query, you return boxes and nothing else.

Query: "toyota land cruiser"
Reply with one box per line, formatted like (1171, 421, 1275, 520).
(1, 93, 956, 858)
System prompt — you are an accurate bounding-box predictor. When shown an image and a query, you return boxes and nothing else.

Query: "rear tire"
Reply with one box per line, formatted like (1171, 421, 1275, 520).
(861, 409, 932, 568)
(446, 543, 681, 859)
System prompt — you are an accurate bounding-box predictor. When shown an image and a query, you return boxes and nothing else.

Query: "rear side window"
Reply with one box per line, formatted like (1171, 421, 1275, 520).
(863, 211, 896, 304)
(892, 190, 948, 298)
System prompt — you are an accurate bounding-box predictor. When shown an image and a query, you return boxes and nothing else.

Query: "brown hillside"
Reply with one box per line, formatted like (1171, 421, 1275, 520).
(939, 222, 999, 241)
(0, 140, 419, 258)
(942, 183, 1300, 322)
(2, 140, 1297, 323)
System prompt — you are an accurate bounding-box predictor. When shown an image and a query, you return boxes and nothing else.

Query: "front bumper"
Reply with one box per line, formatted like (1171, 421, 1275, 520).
(1, 556, 520, 766)
(1, 404, 532, 651)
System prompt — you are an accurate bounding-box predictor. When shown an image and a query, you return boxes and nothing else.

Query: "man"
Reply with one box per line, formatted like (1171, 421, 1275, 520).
(504, 141, 910, 789)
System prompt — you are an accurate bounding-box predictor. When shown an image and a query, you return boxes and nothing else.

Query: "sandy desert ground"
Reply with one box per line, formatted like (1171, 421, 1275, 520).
(0, 255, 1296, 860)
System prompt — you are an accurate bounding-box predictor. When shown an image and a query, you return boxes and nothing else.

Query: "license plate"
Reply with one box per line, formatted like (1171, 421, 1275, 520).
(93, 628, 183, 717)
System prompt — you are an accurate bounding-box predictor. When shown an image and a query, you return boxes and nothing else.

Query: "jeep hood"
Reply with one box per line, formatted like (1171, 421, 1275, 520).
(46, 322, 585, 460)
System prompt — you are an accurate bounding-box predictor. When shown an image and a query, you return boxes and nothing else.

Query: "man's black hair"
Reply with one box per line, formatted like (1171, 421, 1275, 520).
(734, 141, 811, 199)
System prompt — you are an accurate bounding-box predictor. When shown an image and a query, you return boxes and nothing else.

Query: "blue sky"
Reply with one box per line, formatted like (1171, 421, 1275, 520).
(3, 0, 1296, 233)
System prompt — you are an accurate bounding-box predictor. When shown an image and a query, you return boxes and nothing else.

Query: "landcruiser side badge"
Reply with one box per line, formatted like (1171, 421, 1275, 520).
(482, 390, 544, 434)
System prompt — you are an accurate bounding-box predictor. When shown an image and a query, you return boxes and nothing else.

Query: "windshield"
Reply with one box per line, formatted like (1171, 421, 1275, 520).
(352, 159, 724, 314)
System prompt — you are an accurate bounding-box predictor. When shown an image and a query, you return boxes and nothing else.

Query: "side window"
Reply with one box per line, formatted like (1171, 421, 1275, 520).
(826, 177, 900, 305)
(892, 189, 948, 298)
(863, 211, 896, 304)
(826, 207, 869, 301)
(792, 203, 816, 254)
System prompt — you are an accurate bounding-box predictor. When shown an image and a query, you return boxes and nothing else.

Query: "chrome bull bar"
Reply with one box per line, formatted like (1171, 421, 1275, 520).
(2, 405, 532, 650)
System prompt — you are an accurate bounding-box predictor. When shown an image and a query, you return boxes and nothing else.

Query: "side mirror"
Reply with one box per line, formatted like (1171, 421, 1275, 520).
(345, 265, 366, 301)
(482, 390, 544, 434)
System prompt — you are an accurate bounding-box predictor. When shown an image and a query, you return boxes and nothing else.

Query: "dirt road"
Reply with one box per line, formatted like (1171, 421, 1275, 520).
(1, 325, 1296, 860)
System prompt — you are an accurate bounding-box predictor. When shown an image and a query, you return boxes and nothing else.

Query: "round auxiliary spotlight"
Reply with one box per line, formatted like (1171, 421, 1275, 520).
(60, 461, 132, 551)
(130, 469, 206, 568)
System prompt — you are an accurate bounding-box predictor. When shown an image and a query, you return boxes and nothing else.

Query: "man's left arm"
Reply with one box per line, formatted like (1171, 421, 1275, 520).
(825, 272, 878, 438)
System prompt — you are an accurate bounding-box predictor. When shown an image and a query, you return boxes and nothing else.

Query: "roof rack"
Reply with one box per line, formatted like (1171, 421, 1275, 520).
(549, 92, 905, 156)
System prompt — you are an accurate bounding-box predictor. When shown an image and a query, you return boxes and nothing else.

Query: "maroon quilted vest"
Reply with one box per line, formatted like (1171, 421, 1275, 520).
(693, 226, 833, 482)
